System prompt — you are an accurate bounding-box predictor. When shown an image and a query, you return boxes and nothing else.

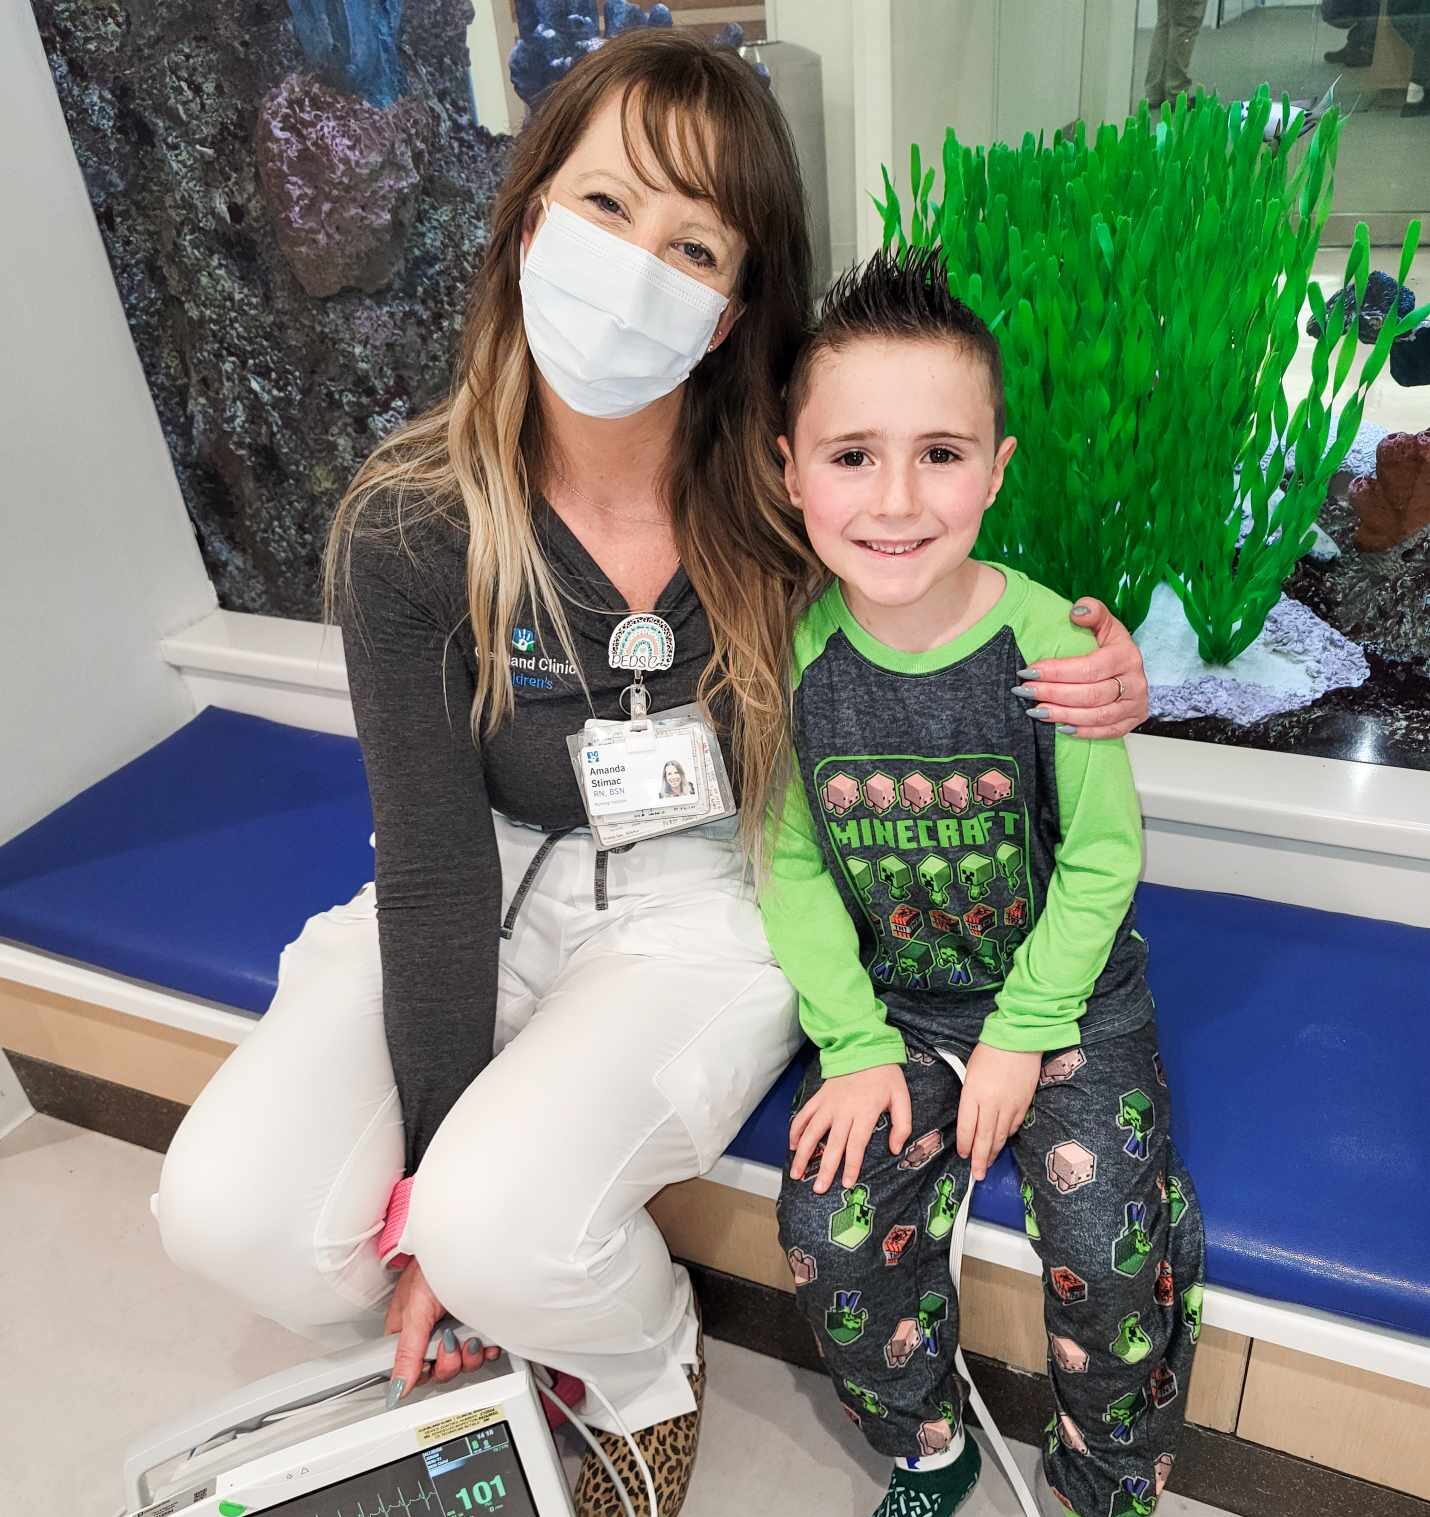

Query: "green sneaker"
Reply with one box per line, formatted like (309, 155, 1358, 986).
(872, 1435, 982, 1516)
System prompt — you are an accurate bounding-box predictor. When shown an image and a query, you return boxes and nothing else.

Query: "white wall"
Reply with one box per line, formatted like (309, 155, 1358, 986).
(0, 8, 214, 844)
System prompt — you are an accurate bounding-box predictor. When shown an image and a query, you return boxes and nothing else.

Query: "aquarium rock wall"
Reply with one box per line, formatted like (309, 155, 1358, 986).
(33, 0, 512, 618)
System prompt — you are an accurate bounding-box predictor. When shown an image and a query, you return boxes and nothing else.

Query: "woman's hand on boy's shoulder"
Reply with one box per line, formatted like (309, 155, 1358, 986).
(1018, 598, 1149, 739)
(790, 1064, 913, 1195)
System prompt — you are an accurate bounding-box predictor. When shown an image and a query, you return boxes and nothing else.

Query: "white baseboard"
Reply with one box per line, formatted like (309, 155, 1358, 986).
(161, 609, 1430, 926)
(0, 939, 260, 1046)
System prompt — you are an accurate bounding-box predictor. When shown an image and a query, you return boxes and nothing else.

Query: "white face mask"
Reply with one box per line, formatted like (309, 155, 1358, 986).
(519, 201, 731, 420)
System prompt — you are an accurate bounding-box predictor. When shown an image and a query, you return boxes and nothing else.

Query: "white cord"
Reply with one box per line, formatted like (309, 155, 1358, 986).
(535, 1367, 659, 1517)
(584, 1377, 659, 1517)
(936, 1048, 1041, 1517)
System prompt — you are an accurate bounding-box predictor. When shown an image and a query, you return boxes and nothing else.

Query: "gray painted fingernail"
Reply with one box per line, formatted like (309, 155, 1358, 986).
(1026, 705, 1052, 720)
(1057, 724, 1079, 735)
(1012, 684, 1039, 700)
(442, 1328, 459, 1355)
(386, 1376, 406, 1411)
(464, 1337, 482, 1356)
(1017, 666, 1041, 680)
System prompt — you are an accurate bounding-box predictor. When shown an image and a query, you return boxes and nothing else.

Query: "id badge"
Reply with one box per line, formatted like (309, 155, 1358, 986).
(568, 703, 736, 849)
(564, 611, 734, 848)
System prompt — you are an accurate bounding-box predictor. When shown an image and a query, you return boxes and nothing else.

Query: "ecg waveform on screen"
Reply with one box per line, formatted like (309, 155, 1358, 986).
(328, 1477, 441, 1517)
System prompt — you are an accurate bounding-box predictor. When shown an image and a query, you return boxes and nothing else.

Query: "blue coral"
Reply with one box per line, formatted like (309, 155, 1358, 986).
(287, 0, 405, 107)
(508, 1, 685, 108)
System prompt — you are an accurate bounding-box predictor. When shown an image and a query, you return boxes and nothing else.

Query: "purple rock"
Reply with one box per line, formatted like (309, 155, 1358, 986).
(256, 71, 430, 297)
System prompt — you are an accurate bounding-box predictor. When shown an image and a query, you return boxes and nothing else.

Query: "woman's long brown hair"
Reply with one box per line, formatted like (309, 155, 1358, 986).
(326, 30, 820, 866)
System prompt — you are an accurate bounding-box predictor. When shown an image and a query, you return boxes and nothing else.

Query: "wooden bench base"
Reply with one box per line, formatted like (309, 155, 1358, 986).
(5, 969, 1429, 1510)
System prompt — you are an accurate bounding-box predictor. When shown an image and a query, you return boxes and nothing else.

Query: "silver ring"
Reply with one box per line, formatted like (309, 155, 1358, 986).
(1113, 675, 1126, 703)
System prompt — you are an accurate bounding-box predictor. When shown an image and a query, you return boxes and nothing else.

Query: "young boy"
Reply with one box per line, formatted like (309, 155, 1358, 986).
(761, 250, 1204, 1517)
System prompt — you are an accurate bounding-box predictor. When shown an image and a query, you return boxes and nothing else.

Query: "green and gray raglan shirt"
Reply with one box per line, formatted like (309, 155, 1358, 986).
(761, 564, 1154, 1078)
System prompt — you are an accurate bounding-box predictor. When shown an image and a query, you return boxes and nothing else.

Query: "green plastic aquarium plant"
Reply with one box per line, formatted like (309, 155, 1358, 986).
(876, 91, 1428, 663)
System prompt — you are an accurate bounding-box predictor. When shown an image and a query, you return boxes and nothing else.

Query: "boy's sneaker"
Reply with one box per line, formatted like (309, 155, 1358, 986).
(871, 1435, 982, 1516)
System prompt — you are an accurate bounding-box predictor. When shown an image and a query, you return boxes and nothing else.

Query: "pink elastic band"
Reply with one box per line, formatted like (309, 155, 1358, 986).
(378, 1175, 414, 1270)
(542, 1370, 587, 1431)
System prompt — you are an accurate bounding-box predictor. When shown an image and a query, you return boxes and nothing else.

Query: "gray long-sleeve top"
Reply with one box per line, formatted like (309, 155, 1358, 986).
(337, 497, 719, 1172)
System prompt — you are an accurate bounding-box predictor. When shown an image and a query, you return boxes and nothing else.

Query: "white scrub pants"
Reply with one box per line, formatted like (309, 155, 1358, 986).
(156, 815, 801, 1432)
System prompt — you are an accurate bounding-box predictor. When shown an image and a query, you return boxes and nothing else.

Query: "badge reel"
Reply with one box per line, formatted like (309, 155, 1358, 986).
(567, 613, 736, 849)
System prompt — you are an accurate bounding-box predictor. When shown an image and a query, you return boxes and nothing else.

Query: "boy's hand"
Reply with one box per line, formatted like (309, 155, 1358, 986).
(790, 1065, 913, 1195)
(957, 1044, 1041, 1181)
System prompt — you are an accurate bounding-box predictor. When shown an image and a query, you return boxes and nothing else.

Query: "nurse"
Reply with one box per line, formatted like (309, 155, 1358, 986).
(156, 29, 1150, 1515)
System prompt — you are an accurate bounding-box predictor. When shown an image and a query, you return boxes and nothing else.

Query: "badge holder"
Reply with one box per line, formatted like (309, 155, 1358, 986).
(566, 614, 736, 849)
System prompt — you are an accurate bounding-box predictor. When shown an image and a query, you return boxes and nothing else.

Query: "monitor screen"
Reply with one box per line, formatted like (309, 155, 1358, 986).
(252, 1418, 539, 1516)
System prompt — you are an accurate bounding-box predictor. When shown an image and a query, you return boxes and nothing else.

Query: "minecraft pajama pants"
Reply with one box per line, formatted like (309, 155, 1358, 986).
(777, 1020, 1205, 1517)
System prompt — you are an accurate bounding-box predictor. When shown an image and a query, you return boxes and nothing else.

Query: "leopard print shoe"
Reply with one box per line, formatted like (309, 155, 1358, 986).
(571, 1329, 705, 1517)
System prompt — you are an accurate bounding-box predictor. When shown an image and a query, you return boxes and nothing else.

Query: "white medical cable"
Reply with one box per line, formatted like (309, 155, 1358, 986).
(936, 1047, 1041, 1517)
(534, 1366, 659, 1517)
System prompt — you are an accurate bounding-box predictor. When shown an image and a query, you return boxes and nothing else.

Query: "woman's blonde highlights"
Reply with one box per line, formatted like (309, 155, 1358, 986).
(326, 30, 820, 865)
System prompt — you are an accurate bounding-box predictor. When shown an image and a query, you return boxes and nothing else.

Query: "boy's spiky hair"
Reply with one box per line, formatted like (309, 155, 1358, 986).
(784, 247, 1006, 441)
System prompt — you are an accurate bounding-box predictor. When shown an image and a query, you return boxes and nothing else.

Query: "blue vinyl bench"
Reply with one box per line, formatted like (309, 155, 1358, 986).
(2, 707, 1428, 1346)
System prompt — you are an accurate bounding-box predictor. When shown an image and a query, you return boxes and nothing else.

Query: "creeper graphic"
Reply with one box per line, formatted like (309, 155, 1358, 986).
(846, 855, 874, 906)
(896, 939, 934, 988)
(842, 1379, 888, 1419)
(973, 934, 1004, 976)
(958, 852, 994, 902)
(829, 1185, 875, 1252)
(1109, 1476, 1157, 1517)
(1182, 1282, 1204, 1342)
(877, 855, 913, 901)
(1167, 1173, 1189, 1228)
(917, 854, 953, 907)
(926, 1174, 961, 1240)
(994, 839, 1024, 891)
(1110, 1312, 1152, 1365)
(1116, 1088, 1156, 1161)
(935, 933, 973, 986)
(824, 1289, 868, 1347)
(1021, 1177, 1041, 1240)
(1103, 1386, 1147, 1445)
(1112, 1201, 1153, 1278)
(915, 1290, 949, 1356)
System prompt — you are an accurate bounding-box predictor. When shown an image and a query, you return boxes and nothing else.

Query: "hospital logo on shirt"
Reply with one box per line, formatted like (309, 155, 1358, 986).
(508, 624, 579, 693)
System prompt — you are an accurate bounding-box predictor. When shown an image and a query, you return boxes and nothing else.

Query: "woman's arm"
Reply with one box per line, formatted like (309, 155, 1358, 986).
(1015, 598, 1149, 739)
(339, 514, 503, 1176)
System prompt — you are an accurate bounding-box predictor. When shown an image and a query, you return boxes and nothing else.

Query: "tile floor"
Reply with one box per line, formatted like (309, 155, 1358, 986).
(2, 1116, 1240, 1517)
(1136, 7, 1430, 220)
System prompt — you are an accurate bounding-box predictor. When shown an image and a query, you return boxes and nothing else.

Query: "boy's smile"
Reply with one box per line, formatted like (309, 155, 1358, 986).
(781, 337, 1017, 652)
